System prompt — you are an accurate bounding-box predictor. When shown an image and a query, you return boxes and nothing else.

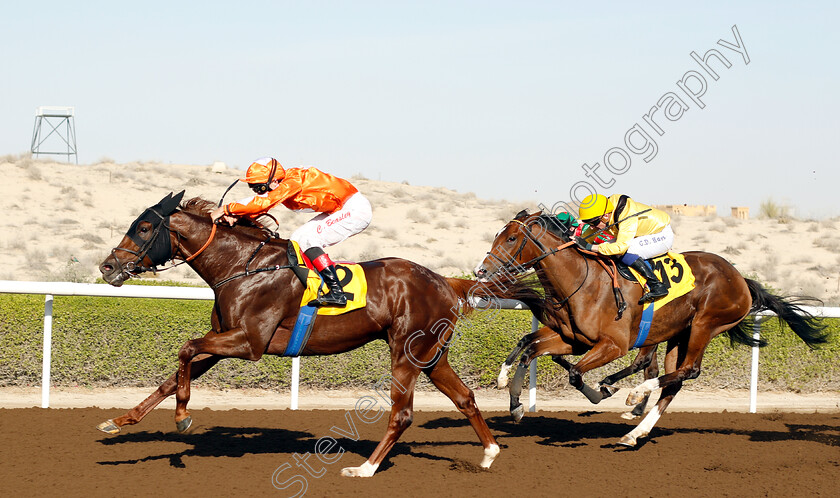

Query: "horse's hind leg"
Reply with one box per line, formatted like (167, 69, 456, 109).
(427, 357, 500, 469)
(620, 351, 660, 420)
(619, 342, 680, 446)
(97, 353, 220, 434)
(619, 381, 681, 447)
(592, 345, 659, 419)
(341, 360, 420, 478)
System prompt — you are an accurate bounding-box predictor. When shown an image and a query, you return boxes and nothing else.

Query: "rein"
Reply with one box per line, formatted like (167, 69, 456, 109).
(488, 218, 589, 307)
(489, 216, 627, 318)
(210, 233, 295, 289)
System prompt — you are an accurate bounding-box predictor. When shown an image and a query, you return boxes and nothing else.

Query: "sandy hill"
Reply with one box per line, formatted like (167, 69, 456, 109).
(1, 155, 838, 305)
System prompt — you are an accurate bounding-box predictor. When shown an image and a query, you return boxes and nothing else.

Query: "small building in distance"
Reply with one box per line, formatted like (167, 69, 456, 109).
(655, 204, 717, 217)
(731, 206, 749, 219)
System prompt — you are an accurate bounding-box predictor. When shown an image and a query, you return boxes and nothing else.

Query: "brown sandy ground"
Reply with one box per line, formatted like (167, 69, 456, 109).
(1, 406, 838, 497)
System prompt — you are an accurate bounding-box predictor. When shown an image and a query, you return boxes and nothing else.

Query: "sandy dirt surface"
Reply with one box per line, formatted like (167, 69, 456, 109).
(2, 406, 838, 497)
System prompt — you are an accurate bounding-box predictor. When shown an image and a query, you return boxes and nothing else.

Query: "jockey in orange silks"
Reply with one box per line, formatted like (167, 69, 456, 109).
(211, 157, 372, 306)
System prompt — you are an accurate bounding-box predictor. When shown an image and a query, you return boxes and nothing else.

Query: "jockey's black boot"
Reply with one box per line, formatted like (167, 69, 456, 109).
(629, 258, 669, 305)
(315, 265, 348, 306)
(304, 247, 348, 307)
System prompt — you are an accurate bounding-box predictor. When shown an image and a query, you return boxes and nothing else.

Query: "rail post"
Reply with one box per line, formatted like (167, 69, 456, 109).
(529, 315, 538, 412)
(749, 318, 763, 413)
(41, 295, 54, 408)
(291, 357, 300, 410)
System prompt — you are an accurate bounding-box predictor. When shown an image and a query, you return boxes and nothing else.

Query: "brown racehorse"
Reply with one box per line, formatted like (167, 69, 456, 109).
(97, 192, 499, 476)
(475, 210, 827, 446)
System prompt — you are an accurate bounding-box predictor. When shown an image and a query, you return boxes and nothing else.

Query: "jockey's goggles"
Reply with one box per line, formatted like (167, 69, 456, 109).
(249, 182, 272, 195)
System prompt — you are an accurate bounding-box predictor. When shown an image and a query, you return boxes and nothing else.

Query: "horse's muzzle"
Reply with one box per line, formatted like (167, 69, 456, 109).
(99, 259, 127, 287)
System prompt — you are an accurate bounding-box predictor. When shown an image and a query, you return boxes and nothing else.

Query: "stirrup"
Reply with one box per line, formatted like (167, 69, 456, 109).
(308, 291, 347, 307)
(638, 286, 668, 305)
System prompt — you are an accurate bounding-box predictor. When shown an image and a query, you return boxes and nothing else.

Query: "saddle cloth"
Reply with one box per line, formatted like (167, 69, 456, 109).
(288, 241, 368, 316)
(628, 252, 695, 311)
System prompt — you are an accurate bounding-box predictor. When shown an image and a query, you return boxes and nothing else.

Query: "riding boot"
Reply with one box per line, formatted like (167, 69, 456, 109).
(304, 247, 348, 307)
(629, 258, 669, 305)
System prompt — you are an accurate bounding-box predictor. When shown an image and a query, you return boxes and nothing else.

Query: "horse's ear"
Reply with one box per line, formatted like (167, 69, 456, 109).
(159, 190, 185, 216)
(514, 209, 529, 220)
(173, 190, 186, 206)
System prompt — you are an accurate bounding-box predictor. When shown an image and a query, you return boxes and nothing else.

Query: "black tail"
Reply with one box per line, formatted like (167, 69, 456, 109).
(730, 278, 829, 349)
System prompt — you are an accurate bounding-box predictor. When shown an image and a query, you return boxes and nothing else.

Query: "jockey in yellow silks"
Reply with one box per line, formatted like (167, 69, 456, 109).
(578, 193, 673, 304)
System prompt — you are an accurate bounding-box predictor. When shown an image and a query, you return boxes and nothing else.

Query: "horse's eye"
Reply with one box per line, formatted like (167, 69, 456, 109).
(140, 226, 149, 233)
(507, 236, 516, 243)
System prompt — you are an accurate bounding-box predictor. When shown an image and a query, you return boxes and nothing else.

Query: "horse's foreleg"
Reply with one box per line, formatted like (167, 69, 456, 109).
(566, 339, 624, 404)
(427, 357, 499, 469)
(498, 327, 556, 388)
(599, 345, 657, 388)
(498, 334, 532, 389)
(341, 359, 419, 477)
(508, 332, 575, 420)
(174, 328, 260, 433)
(97, 353, 220, 434)
(508, 359, 529, 422)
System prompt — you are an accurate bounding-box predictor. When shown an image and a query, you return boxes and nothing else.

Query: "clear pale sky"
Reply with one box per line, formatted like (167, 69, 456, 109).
(2, 1, 838, 218)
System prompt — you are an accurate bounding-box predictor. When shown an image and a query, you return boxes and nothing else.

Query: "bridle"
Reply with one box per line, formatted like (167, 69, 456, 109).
(108, 206, 173, 278)
(108, 208, 217, 281)
(485, 217, 577, 275)
(484, 216, 588, 306)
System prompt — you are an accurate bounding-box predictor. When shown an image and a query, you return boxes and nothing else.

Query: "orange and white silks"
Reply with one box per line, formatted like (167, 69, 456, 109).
(224, 167, 359, 217)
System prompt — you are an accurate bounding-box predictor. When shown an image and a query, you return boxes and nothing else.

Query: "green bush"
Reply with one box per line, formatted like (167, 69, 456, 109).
(0, 293, 838, 392)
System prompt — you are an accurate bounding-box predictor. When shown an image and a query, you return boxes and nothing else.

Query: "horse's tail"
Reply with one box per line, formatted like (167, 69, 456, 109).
(446, 277, 474, 302)
(445, 277, 542, 317)
(730, 278, 829, 349)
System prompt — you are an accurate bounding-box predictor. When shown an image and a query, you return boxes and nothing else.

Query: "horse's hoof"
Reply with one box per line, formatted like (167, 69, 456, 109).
(511, 404, 525, 423)
(617, 434, 637, 447)
(626, 390, 645, 406)
(480, 443, 501, 469)
(600, 384, 619, 398)
(97, 419, 120, 435)
(620, 411, 639, 420)
(340, 461, 377, 477)
(176, 416, 193, 433)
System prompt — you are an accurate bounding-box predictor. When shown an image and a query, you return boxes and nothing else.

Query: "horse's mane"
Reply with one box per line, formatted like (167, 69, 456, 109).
(179, 196, 287, 242)
(180, 197, 217, 216)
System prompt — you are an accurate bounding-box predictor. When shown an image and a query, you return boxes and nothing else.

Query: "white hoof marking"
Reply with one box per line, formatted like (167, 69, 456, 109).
(340, 461, 378, 478)
(480, 443, 500, 469)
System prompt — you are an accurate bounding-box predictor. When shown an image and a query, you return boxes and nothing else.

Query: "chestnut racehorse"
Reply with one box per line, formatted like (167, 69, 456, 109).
(475, 210, 827, 446)
(97, 192, 499, 476)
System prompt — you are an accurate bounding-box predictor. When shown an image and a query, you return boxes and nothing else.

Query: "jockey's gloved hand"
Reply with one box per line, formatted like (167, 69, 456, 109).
(573, 236, 593, 251)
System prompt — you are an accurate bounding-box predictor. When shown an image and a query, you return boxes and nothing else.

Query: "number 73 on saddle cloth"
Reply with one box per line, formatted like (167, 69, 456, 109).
(629, 252, 696, 311)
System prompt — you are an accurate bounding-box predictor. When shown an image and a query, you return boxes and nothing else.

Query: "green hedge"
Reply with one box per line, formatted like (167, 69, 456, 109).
(1, 292, 838, 391)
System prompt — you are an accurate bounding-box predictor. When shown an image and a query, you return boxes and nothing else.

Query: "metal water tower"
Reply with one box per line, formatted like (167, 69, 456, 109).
(31, 106, 78, 163)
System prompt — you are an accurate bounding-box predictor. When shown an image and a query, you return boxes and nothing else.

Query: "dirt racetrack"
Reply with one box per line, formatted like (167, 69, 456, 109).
(2, 406, 839, 497)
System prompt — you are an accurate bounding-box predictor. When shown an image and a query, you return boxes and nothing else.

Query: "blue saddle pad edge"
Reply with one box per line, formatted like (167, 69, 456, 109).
(284, 305, 319, 356)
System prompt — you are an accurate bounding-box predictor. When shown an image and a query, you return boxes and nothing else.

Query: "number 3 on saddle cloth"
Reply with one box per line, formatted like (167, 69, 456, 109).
(627, 252, 696, 349)
(283, 241, 369, 356)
